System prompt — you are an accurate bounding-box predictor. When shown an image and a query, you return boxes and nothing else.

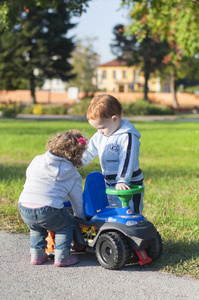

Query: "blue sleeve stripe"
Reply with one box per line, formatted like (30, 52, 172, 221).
(121, 133, 132, 177)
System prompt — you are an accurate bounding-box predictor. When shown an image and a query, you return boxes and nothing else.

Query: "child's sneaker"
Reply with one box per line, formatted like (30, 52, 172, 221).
(54, 255, 78, 267)
(31, 254, 48, 265)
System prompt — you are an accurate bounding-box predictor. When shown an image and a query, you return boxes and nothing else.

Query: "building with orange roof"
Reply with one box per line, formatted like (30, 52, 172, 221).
(97, 58, 167, 93)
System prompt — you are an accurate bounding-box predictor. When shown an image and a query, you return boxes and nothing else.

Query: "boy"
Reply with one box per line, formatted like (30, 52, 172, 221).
(82, 94, 144, 213)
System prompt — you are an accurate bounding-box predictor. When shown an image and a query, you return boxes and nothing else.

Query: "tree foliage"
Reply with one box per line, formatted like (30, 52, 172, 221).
(122, 0, 199, 57)
(0, 0, 91, 29)
(0, 2, 75, 103)
(121, 0, 199, 106)
(68, 38, 99, 94)
(110, 24, 170, 100)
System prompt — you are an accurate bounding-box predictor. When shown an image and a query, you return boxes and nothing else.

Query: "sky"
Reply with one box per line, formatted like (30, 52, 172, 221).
(70, 0, 129, 64)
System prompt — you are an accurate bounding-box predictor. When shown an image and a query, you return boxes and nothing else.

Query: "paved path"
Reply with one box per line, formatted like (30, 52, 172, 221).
(0, 230, 198, 300)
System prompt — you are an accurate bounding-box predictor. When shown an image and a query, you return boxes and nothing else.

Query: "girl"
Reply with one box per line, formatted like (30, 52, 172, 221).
(18, 130, 87, 267)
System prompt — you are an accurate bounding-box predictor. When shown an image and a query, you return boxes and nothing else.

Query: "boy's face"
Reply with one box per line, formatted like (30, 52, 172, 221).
(88, 116, 121, 137)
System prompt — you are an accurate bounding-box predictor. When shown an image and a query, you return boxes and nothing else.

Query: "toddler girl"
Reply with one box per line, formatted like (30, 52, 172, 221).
(18, 130, 86, 267)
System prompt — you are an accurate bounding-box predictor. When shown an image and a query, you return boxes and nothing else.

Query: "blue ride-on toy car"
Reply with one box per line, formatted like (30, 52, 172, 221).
(46, 172, 162, 270)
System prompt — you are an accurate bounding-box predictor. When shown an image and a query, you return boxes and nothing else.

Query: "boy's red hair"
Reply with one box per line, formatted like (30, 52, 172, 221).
(86, 94, 122, 120)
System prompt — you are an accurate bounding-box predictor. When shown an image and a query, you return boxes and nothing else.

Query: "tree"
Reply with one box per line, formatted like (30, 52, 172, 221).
(110, 24, 170, 100)
(122, 0, 199, 57)
(0, 2, 76, 103)
(0, 0, 91, 29)
(0, 30, 31, 91)
(176, 56, 199, 89)
(122, 0, 199, 106)
(68, 38, 99, 95)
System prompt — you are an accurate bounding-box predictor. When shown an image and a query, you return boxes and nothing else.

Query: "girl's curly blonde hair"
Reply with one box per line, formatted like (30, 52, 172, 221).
(46, 130, 87, 168)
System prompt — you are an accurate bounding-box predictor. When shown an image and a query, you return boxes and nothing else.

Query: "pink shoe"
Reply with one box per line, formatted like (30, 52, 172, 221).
(31, 254, 48, 265)
(54, 255, 78, 267)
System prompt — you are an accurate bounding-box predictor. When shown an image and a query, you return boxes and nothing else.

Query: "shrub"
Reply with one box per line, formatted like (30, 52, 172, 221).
(42, 105, 67, 115)
(22, 104, 67, 115)
(0, 103, 6, 112)
(33, 104, 43, 115)
(68, 98, 91, 116)
(122, 99, 173, 116)
(22, 105, 34, 114)
(1, 103, 22, 118)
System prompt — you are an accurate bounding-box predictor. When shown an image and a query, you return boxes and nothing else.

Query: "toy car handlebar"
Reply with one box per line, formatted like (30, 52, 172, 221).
(106, 185, 144, 196)
(106, 185, 144, 207)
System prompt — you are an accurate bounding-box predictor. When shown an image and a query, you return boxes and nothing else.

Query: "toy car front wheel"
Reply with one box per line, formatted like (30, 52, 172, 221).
(146, 231, 163, 261)
(95, 232, 130, 270)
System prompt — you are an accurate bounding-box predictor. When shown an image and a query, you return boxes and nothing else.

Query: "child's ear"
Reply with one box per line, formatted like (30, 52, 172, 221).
(111, 115, 119, 122)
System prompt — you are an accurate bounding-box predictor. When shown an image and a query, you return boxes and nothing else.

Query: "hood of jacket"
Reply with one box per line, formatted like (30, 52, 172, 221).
(29, 150, 78, 182)
(112, 119, 141, 139)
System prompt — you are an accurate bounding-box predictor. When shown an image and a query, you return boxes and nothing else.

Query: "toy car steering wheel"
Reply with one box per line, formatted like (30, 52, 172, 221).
(106, 185, 144, 207)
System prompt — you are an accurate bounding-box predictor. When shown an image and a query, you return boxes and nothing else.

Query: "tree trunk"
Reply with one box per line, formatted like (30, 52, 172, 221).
(170, 67, 179, 108)
(48, 80, 52, 104)
(144, 71, 149, 101)
(30, 74, 36, 104)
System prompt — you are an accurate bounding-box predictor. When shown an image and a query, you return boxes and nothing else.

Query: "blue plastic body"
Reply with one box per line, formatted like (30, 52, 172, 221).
(64, 171, 144, 225)
(83, 171, 109, 217)
(83, 172, 145, 225)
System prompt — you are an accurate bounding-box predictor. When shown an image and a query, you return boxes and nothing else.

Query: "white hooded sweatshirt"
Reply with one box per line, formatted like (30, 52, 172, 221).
(82, 119, 143, 186)
(19, 151, 84, 219)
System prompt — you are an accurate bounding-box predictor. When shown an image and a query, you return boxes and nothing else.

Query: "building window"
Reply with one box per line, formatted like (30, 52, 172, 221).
(119, 85, 124, 92)
(123, 71, 126, 79)
(102, 71, 107, 79)
(113, 71, 116, 79)
(134, 69, 140, 80)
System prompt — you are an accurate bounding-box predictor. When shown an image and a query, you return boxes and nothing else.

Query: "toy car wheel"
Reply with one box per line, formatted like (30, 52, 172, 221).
(146, 231, 163, 261)
(95, 232, 130, 270)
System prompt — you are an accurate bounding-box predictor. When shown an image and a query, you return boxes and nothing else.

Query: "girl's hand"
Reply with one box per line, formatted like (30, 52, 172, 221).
(115, 183, 130, 190)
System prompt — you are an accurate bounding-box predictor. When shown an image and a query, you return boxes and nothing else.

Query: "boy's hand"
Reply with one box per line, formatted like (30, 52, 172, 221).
(115, 183, 130, 190)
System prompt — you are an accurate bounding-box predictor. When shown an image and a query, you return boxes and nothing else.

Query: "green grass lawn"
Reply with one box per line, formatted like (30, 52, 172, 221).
(0, 118, 198, 278)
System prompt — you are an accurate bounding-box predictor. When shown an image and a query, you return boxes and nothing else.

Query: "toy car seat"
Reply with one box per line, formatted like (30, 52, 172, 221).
(83, 171, 109, 217)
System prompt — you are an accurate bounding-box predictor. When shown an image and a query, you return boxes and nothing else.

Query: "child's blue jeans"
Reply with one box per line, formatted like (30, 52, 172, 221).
(18, 204, 75, 259)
